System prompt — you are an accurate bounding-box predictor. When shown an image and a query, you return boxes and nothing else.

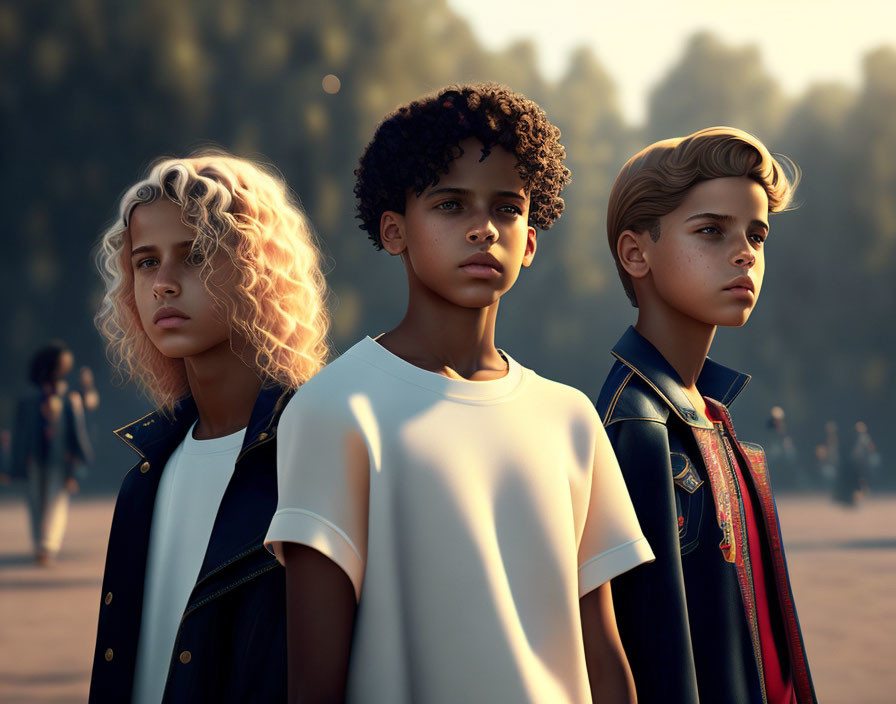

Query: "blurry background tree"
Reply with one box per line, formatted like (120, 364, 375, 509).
(1, 0, 892, 490)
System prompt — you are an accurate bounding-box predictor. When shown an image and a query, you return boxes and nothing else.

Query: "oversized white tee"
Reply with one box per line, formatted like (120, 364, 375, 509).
(265, 337, 653, 704)
(133, 421, 245, 704)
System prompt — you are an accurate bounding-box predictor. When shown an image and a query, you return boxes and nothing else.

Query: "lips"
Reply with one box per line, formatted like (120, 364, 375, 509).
(459, 252, 504, 273)
(152, 306, 190, 326)
(724, 276, 755, 293)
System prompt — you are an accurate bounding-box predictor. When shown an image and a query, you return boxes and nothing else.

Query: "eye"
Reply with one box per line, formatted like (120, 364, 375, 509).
(134, 257, 158, 270)
(749, 232, 767, 245)
(498, 204, 523, 216)
(435, 200, 461, 211)
(696, 225, 722, 236)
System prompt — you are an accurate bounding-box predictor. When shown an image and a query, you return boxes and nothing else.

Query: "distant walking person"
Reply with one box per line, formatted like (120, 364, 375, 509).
(850, 421, 879, 492)
(766, 405, 800, 489)
(10, 342, 98, 565)
(829, 419, 863, 506)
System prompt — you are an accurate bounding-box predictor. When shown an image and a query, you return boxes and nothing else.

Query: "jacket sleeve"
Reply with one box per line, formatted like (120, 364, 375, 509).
(607, 418, 700, 704)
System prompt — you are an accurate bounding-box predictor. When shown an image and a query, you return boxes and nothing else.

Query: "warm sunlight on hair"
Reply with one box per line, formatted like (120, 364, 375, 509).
(95, 150, 330, 409)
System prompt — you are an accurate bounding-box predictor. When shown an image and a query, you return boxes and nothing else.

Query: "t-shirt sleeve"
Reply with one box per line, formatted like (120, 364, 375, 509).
(264, 388, 370, 602)
(577, 419, 655, 597)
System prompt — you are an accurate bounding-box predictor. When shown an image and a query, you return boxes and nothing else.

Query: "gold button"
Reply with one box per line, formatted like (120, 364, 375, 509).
(124, 432, 133, 439)
(104, 592, 113, 605)
(258, 432, 268, 440)
(104, 648, 114, 662)
(179, 650, 191, 664)
(139, 461, 150, 474)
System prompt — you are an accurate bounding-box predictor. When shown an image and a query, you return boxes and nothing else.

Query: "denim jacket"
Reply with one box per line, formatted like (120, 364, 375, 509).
(597, 327, 816, 704)
(89, 385, 292, 703)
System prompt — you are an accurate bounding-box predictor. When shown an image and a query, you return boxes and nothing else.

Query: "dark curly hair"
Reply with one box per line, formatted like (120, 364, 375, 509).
(28, 341, 70, 387)
(355, 82, 571, 249)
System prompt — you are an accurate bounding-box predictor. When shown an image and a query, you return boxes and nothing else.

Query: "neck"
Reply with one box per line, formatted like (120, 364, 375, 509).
(634, 306, 716, 393)
(379, 284, 505, 381)
(183, 340, 263, 440)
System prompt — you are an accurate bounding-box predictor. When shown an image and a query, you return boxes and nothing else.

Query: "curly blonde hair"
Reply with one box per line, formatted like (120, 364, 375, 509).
(95, 150, 330, 409)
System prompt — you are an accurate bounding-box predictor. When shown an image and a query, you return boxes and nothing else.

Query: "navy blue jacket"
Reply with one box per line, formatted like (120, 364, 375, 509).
(89, 385, 292, 703)
(597, 328, 815, 704)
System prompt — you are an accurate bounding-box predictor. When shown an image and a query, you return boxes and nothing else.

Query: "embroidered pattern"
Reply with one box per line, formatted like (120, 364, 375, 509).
(691, 428, 741, 565)
(708, 400, 816, 704)
(738, 442, 816, 703)
(692, 424, 766, 704)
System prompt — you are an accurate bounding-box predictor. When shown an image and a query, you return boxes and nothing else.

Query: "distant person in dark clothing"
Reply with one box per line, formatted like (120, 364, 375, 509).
(851, 422, 880, 487)
(827, 420, 863, 506)
(8, 341, 98, 565)
(834, 421, 880, 506)
(766, 405, 800, 489)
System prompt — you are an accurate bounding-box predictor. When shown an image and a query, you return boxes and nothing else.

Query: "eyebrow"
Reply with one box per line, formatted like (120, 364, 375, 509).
(685, 212, 769, 231)
(130, 240, 195, 257)
(426, 187, 526, 201)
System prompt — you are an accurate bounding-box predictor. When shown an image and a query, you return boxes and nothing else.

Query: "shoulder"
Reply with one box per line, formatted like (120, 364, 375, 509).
(596, 359, 669, 427)
(278, 346, 373, 426)
(521, 368, 599, 423)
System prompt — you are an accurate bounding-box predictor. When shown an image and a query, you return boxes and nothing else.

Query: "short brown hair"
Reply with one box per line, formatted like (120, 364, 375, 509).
(607, 126, 797, 306)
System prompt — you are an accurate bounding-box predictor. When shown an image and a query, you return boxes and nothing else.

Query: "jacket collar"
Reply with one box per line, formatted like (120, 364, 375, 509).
(113, 384, 292, 461)
(611, 326, 751, 429)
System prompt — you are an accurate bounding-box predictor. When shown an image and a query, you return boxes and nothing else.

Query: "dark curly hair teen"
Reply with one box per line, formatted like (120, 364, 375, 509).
(355, 82, 571, 249)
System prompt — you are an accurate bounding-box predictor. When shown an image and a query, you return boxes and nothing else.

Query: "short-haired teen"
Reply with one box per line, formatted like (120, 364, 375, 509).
(597, 127, 816, 704)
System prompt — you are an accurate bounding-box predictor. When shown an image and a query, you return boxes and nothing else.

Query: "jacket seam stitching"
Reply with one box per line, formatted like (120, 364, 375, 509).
(183, 561, 279, 618)
(602, 369, 634, 425)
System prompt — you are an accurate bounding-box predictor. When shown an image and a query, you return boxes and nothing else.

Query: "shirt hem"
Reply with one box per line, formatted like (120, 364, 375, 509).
(578, 537, 655, 597)
(264, 508, 365, 601)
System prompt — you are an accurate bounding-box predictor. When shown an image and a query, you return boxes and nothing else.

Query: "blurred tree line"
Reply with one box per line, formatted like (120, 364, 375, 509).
(1, 0, 893, 490)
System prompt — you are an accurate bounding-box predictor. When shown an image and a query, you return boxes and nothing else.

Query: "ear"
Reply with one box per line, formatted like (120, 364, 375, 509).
(379, 211, 407, 255)
(616, 229, 650, 280)
(521, 226, 537, 268)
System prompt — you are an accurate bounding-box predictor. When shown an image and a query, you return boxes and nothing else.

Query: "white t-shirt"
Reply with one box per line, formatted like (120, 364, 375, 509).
(266, 337, 653, 704)
(133, 421, 245, 704)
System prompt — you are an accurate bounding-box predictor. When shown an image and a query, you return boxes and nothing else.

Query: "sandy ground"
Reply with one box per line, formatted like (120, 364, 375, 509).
(0, 494, 894, 703)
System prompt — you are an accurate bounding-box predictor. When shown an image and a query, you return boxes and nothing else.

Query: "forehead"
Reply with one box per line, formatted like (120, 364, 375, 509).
(671, 177, 769, 219)
(433, 138, 526, 194)
(128, 199, 194, 248)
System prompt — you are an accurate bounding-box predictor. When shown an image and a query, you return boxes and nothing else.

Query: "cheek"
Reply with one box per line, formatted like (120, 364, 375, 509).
(132, 278, 154, 322)
(753, 254, 765, 294)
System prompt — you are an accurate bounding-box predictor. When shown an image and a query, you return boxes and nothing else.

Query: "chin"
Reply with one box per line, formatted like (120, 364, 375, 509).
(438, 287, 504, 309)
(149, 338, 206, 360)
(715, 311, 754, 327)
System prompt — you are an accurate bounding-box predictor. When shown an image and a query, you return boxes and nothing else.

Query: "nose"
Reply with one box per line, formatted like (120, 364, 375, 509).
(152, 261, 181, 298)
(466, 217, 499, 245)
(731, 234, 756, 268)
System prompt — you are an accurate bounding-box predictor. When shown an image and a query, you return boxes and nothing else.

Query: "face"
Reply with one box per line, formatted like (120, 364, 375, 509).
(128, 199, 232, 359)
(55, 351, 74, 380)
(638, 176, 769, 327)
(381, 138, 537, 309)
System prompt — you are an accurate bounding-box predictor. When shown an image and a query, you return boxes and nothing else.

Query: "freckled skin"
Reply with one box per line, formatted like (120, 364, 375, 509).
(129, 200, 232, 360)
(617, 176, 773, 410)
(642, 177, 769, 329)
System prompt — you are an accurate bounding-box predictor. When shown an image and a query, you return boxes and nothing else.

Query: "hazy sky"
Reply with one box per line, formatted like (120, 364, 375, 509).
(445, 0, 895, 124)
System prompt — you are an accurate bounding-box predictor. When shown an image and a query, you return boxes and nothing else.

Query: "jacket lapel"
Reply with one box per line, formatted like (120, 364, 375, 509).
(192, 386, 292, 590)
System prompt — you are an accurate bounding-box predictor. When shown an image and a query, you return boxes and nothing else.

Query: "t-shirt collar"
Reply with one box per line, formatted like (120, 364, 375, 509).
(349, 336, 525, 402)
